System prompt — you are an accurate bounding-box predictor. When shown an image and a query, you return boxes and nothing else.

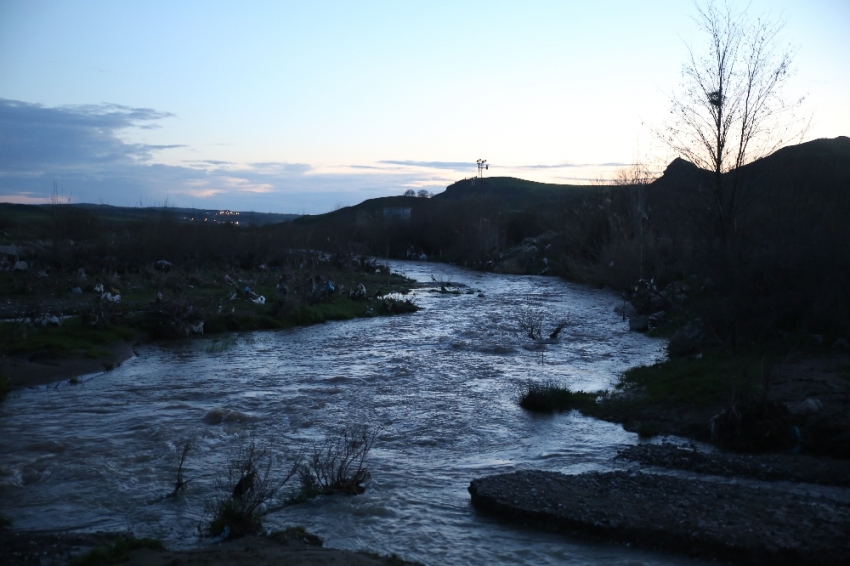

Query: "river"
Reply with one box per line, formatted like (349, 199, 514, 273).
(0, 260, 711, 565)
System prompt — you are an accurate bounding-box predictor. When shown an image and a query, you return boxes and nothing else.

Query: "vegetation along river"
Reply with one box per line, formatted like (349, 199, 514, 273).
(0, 261, 717, 565)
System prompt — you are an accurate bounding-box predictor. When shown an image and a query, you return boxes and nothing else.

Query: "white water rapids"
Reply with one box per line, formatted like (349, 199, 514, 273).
(0, 261, 712, 565)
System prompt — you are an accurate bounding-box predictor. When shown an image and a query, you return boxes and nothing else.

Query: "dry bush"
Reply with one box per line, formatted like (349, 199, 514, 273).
(296, 427, 378, 498)
(207, 439, 300, 538)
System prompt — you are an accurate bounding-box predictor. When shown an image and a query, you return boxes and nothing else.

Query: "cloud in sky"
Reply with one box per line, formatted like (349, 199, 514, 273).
(0, 99, 632, 213)
(0, 99, 454, 213)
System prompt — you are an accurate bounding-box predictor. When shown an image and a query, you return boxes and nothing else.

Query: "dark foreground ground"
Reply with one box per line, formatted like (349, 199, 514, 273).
(0, 529, 422, 566)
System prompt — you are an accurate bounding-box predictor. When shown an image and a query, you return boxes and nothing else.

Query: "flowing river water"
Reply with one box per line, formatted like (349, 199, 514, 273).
(0, 261, 712, 565)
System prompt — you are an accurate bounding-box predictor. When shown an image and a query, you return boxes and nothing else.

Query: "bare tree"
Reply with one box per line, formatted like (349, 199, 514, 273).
(660, 0, 807, 250)
(614, 161, 656, 278)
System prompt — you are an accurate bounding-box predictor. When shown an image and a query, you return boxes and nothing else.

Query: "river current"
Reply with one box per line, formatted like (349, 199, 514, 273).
(0, 261, 710, 565)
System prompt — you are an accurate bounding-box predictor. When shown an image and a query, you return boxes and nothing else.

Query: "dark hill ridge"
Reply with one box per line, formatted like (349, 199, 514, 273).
(294, 136, 849, 230)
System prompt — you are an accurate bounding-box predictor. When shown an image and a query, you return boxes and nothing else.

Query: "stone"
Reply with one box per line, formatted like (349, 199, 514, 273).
(71, 287, 83, 295)
(668, 319, 705, 357)
(831, 338, 848, 350)
(13, 260, 27, 271)
(629, 315, 649, 332)
(614, 302, 637, 319)
(787, 398, 823, 416)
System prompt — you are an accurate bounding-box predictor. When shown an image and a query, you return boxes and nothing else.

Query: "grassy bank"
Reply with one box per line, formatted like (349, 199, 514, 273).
(0, 244, 418, 393)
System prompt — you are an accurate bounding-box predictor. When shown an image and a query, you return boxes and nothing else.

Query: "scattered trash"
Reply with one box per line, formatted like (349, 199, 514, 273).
(252, 295, 266, 305)
(94, 283, 104, 293)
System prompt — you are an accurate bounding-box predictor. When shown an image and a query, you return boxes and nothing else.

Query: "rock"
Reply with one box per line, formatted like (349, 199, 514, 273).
(810, 334, 824, 346)
(831, 338, 849, 350)
(629, 315, 649, 332)
(155, 259, 173, 270)
(71, 286, 83, 295)
(668, 319, 704, 357)
(787, 398, 824, 416)
(13, 260, 27, 271)
(38, 315, 61, 327)
(650, 294, 667, 309)
(648, 311, 666, 326)
(614, 302, 637, 319)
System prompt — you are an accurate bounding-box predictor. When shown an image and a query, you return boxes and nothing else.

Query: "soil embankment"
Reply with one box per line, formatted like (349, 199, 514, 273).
(468, 469, 850, 565)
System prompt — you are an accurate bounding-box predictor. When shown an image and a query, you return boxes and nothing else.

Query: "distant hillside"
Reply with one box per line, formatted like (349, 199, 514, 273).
(0, 202, 299, 230)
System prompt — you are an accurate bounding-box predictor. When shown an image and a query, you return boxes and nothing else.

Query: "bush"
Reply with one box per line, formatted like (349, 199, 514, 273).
(207, 440, 299, 538)
(295, 427, 377, 500)
(518, 381, 584, 413)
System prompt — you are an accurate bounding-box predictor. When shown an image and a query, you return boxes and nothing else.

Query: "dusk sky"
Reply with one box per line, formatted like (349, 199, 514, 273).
(1, 1, 848, 214)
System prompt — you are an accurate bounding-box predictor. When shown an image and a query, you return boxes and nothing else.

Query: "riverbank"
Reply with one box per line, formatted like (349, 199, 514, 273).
(468, 469, 850, 565)
(0, 253, 420, 396)
(579, 348, 850, 458)
(0, 529, 423, 566)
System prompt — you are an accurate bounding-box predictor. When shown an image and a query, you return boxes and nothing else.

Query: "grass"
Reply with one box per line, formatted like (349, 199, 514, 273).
(1, 318, 136, 358)
(614, 351, 762, 407)
(517, 380, 594, 413)
(69, 537, 163, 566)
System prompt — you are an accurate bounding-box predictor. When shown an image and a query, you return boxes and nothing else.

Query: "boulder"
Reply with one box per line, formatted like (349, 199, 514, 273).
(629, 315, 649, 332)
(614, 302, 637, 319)
(668, 319, 705, 357)
(787, 398, 824, 416)
(13, 261, 27, 271)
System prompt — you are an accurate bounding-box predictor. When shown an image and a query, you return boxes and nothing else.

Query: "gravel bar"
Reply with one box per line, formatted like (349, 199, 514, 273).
(617, 443, 850, 486)
(468, 470, 850, 565)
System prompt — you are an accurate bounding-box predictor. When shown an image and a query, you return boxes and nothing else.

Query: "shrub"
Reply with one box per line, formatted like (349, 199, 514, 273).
(207, 440, 299, 538)
(518, 381, 582, 413)
(295, 427, 377, 500)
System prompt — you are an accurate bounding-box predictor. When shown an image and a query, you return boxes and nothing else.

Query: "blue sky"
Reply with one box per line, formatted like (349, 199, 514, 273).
(1, 1, 848, 213)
